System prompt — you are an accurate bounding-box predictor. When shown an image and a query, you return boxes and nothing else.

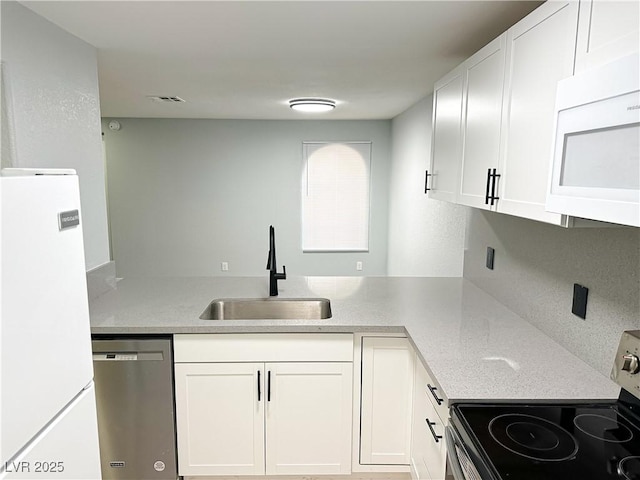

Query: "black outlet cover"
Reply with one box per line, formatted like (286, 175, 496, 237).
(486, 247, 495, 270)
(572, 283, 588, 319)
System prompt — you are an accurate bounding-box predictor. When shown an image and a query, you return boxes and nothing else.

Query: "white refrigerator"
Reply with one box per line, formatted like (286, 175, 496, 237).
(0, 169, 102, 479)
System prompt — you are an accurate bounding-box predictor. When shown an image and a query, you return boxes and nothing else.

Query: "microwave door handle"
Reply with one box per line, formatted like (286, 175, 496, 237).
(445, 426, 469, 480)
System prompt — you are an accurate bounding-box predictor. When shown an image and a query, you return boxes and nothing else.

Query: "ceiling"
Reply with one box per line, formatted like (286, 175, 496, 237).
(21, 1, 542, 120)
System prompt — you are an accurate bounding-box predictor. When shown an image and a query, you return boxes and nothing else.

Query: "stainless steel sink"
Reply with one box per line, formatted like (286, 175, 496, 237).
(200, 298, 332, 320)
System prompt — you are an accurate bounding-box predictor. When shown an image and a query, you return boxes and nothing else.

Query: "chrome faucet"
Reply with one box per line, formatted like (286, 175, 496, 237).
(266, 225, 286, 296)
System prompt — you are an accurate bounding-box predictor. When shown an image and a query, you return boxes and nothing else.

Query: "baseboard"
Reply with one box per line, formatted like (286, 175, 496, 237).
(183, 473, 411, 480)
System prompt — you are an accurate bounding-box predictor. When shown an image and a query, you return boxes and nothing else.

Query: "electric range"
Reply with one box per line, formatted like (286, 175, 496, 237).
(446, 330, 640, 480)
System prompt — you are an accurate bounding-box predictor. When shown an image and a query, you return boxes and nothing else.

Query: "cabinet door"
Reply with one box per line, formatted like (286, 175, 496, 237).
(458, 34, 507, 209)
(429, 64, 465, 203)
(575, 0, 640, 73)
(265, 362, 353, 475)
(360, 337, 415, 465)
(174, 363, 265, 476)
(497, 1, 578, 225)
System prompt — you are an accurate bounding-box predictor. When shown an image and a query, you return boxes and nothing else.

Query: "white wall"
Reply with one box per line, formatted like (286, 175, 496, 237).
(102, 118, 391, 277)
(387, 95, 466, 276)
(464, 209, 640, 377)
(1, 2, 110, 271)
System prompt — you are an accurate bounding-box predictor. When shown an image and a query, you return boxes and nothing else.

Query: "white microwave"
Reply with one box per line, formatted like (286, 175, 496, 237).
(546, 53, 639, 227)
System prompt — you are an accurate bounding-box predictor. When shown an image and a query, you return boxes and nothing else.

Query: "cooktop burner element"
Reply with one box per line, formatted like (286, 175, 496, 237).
(574, 413, 634, 443)
(489, 413, 578, 461)
(619, 456, 640, 480)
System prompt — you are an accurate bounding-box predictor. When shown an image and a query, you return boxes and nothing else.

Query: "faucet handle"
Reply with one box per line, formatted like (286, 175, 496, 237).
(275, 265, 287, 280)
(266, 251, 271, 270)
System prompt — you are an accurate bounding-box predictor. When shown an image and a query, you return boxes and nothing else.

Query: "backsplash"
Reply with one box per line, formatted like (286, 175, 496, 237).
(464, 208, 640, 377)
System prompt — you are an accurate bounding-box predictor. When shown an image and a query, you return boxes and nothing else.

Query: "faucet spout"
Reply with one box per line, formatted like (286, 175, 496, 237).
(266, 225, 286, 296)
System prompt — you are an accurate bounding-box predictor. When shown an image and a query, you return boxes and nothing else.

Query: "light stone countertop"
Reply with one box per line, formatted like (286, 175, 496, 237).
(89, 276, 620, 405)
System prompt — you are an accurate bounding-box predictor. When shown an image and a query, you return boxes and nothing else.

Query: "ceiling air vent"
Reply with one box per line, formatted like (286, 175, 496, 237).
(147, 95, 185, 103)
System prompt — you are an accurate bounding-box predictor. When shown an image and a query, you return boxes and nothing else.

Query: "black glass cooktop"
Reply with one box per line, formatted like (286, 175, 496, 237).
(453, 403, 640, 480)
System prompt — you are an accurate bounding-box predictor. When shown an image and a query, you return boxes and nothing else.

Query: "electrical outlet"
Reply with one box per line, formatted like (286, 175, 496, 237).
(221, 262, 229, 272)
(356, 261, 363, 271)
(572, 283, 588, 319)
(486, 247, 495, 270)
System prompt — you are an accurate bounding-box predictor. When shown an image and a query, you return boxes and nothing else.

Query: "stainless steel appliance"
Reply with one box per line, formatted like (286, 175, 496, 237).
(447, 330, 640, 479)
(92, 336, 178, 480)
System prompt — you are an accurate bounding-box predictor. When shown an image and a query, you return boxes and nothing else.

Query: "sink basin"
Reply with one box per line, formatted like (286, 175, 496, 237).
(200, 298, 332, 320)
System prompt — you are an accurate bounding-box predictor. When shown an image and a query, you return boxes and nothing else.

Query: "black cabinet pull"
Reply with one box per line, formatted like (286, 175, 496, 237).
(485, 168, 501, 206)
(427, 384, 443, 405)
(426, 418, 442, 443)
(490, 168, 501, 206)
(267, 370, 271, 402)
(485, 168, 492, 205)
(257, 370, 261, 402)
(424, 170, 432, 193)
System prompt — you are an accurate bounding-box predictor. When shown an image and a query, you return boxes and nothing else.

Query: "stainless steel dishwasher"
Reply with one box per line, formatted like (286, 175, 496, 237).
(92, 336, 178, 480)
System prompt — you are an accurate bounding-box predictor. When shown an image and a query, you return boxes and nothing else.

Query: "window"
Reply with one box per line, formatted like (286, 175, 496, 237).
(302, 142, 371, 252)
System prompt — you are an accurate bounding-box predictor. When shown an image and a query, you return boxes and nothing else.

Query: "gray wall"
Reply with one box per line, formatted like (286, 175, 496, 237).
(388, 95, 466, 276)
(464, 209, 640, 377)
(102, 118, 391, 277)
(1, 1, 110, 271)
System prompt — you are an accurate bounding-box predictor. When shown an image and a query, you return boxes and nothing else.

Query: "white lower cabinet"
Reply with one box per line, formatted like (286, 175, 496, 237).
(175, 362, 265, 476)
(174, 334, 353, 477)
(265, 362, 353, 475)
(410, 361, 448, 480)
(359, 336, 415, 466)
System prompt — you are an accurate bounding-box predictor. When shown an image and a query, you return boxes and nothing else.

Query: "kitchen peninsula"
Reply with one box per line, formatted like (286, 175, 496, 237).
(90, 275, 618, 403)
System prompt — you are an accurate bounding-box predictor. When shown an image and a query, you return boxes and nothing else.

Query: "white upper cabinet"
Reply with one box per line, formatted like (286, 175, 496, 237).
(575, 0, 640, 73)
(428, 65, 465, 203)
(429, 0, 638, 227)
(458, 34, 507, 210)
(497, 1, 579, 226)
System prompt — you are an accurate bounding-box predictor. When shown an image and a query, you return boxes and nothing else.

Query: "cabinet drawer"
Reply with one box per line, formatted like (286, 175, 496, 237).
(421, 398, 446, 480)
(415, 359, 448, 422)
(174, 333, 354, 362)
(411, 360, 447, 480)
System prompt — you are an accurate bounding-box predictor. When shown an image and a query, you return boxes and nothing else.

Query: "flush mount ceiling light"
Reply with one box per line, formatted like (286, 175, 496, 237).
(289, 98, 336, 113)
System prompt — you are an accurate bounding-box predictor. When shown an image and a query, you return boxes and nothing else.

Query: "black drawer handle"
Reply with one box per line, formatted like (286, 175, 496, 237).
(426, 418, 442, 443)
(257, 370, 261, 402)
(427, 383, 443, 405)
